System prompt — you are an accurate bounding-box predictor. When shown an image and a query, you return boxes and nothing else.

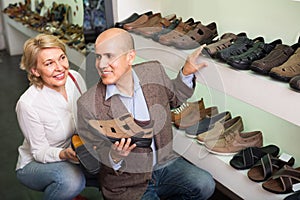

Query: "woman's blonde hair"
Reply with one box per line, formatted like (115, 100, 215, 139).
(20, 34, 66, 88)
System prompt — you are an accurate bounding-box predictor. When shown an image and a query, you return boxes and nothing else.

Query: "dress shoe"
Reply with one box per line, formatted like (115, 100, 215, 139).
(185, 111, 231, 138)
(197, 116, 244, 144)
(174, 106, 219, 129)
(171, 98, 205, 122)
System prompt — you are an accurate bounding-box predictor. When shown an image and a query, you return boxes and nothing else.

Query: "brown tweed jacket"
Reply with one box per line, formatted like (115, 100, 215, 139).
(77, 60, 195, 200)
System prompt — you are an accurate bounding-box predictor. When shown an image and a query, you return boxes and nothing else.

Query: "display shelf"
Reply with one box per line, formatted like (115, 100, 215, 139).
(3, 15, 86, 67)
(132, 33, 300, 127)
(172, 127, 289, 200)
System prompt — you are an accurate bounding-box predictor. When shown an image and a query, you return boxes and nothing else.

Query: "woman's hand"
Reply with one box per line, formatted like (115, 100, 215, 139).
(110, 138, 136, 163)
(182, 44, 208, 76)
(59, 147, 79, 162)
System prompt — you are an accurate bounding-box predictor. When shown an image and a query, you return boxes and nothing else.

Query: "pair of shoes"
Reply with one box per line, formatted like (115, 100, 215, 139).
(185, 111, 232, 138)
(204, 127, 262, 156)
(247, 153, 295, 182)
(215, 34, 262, 62)
(88, 113, 154, 148)
(250, 44, 295, 75)
(229, 144, 280, 170)
(71, 134, 101, 175)
(171, 98, 205, 122)
(115, 11, 153, 28)
(203, 32, 238, 57)
(262, 165, 300, 194)
(196, 116, 244, 144)
(289, 75, 300, 92)
(227, 39, 282, 70)
(171, 22, 218, 50)
(269, 47, 300, 82)
(130, 13, 177, 37)
(173, 106, 219, 129)
(158, 19, 199, 47)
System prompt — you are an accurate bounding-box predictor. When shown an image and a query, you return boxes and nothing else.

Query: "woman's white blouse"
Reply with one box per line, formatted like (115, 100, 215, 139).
(15, 70, 87, 170)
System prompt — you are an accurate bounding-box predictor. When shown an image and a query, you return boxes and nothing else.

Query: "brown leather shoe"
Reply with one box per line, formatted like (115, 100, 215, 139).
(174, 106, 218, 129)
(269, 48, 300, 82)
(171, 98, 205, 122)
(123, 13, 157, 30)
(250, 44, 294, 75)
(204, 124, 263, 155)
(197, 116, 244, 144)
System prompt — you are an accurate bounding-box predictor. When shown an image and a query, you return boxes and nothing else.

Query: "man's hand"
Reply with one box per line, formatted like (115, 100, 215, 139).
(110, 138, 136, 163)
(182, 44, 208, 76)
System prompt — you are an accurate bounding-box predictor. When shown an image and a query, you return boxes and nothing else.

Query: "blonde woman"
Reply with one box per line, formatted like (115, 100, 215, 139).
(15, 34, 87, 200)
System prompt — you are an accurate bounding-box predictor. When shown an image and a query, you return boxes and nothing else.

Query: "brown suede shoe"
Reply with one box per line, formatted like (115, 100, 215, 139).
(173, 106, 218, 129)
(204, 128, 263, 156)
(88, 113, 154, 148)
(250, 44, 294, 75)
(269, 48, 300, 82)
(171, 98, 205, 122)
(197, 116, 244, 144)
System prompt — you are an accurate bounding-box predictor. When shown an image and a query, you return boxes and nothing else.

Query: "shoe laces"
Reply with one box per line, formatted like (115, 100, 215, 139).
(172, 102, 190, 114)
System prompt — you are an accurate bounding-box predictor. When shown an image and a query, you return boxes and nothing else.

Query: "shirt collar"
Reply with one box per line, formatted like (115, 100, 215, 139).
(105, 69, 141, 100)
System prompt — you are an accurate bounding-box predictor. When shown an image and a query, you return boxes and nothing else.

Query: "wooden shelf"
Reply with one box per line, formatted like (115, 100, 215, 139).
(132, 33, 300, 126)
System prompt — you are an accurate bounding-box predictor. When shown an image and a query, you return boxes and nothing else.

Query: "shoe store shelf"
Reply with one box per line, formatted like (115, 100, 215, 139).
(172, 128, 289, 200)
(3, 15, 86, 67)
(132, 33, 300, 127)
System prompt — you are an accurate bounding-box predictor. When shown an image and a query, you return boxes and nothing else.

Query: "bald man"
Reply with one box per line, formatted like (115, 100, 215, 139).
(77, 28, 215, 200)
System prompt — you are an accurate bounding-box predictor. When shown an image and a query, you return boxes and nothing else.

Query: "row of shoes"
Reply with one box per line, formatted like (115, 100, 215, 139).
(171, 98, 263, 155)
(3, 1, 86, 54)
(203, 32, 300, 92)
(229, 144, 300, 198)
(172, 99, 300, 197)
(115, 11, 218, 50)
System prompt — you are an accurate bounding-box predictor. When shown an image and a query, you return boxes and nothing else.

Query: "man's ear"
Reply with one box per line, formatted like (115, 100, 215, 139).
(127, 49, 136, 65)
(30, 67, 40, 77)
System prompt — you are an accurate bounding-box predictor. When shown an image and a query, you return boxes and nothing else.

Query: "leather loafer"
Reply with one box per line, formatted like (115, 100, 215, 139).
(115, 11, 153, 28)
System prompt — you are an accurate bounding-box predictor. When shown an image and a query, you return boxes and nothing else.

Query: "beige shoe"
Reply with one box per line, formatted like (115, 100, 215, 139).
(197, 116, 243, 144)
(174, 106, 218, 129)
(88, 113, 154, 148)
(171, 98, 205, 122)
(204, 130, 263, 156)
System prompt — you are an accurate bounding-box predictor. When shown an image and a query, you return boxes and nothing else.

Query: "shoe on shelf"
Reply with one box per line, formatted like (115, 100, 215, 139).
(172, 22, 218, 50)
(203, 32, 238, 57)
(71, 134, 101, 175)
(185, 111, 231, 138)
(227, 39, 282, 70)
(204, 129, 263, 156)
(174, 106, 219, 129)
(115, 11, 153, 28)
(269, 47, 300, 82)
(88, 113, 154, 148)
(158, 18, 197, 47)
(171, 98, 205, 123)
(197, 116, 244, 144)
(250, 44, 295, 75)
(123, 12, 159, 31)
(289, 75, 300, 92)
(215, 34, 263, 62)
